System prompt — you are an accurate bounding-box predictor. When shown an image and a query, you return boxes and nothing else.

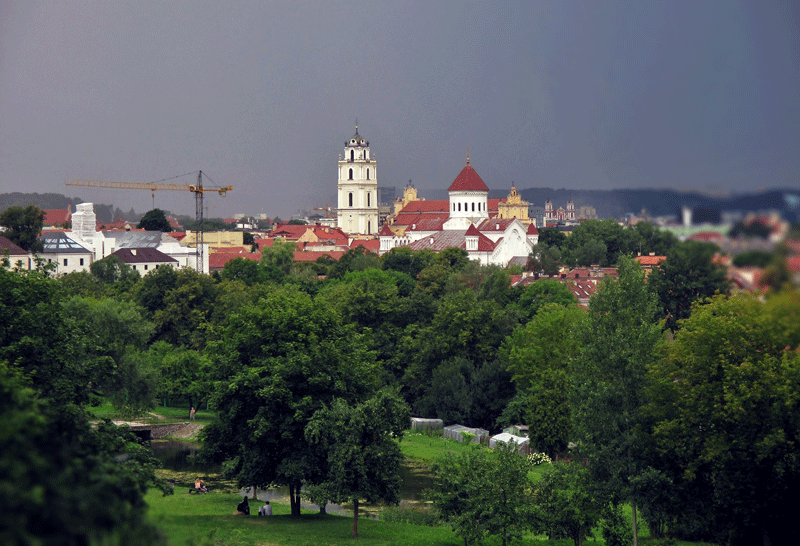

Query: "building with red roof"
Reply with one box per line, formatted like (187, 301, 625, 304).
(379, 158, 536, 266)
(43, 207, 72, 228)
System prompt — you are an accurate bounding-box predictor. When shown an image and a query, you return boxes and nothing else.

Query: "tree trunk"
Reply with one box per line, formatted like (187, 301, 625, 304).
(632, 501, 639, 546)
(352, 498, 359, 539)
(289, 484, 301, 517)
(318, 502, 326, 515)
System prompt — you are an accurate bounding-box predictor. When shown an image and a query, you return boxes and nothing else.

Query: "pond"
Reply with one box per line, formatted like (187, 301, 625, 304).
(151, 439, 436, 506)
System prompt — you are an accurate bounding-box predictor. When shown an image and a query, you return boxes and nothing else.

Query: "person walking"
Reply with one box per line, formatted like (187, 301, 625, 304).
(189, 406, 196, 421)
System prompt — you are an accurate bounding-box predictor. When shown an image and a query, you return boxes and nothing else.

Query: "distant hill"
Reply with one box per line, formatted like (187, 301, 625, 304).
(0, 193, 140, 223)
(424, 187, 799, 222)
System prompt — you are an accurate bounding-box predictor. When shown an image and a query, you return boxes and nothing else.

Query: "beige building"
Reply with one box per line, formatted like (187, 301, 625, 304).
(496, 185, 534, 226)
(182, 230, 243, 248)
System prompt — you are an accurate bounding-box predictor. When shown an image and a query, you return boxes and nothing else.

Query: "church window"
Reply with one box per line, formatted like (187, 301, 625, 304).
(458, 203, 461, 211)
(349, 193, 353, 207)
(350, 150, 354, 162)
(367, 168, 370, 180)
(348, 168, 353, 180)
(368, 221, 371, 233)
(472, 203, 475, 212)
(367, 193, 371, 206)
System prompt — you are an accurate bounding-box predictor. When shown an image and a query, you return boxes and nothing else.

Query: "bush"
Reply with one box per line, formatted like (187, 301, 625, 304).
(601, 504, 633, 546)
(380, 504, 441, 526)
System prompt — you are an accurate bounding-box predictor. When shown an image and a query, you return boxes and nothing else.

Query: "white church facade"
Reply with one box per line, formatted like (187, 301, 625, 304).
(379, 159, 538, 267)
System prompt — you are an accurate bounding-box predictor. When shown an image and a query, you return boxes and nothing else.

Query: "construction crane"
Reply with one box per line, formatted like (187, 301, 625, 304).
(66, 171, 232, 274)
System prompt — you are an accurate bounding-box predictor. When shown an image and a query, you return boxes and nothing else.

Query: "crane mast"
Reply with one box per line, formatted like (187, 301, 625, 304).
(66, 171, 232, 273)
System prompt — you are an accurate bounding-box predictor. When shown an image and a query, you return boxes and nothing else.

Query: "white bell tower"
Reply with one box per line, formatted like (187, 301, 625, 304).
(337, 123, 379, 235)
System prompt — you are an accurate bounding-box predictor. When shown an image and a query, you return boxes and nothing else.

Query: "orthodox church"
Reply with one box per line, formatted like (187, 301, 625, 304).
(379, 158, 538, 266)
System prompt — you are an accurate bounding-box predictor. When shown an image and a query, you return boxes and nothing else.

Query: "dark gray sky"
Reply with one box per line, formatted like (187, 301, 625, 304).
(1, 1, 798, 218)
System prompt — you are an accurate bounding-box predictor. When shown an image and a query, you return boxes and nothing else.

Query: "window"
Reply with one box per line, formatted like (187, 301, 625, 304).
(366, 168, 370, 180)
(367, 193, 370, 206)
(368, 221, 371, 233)
(458, 203, 461, 211)
(144, 265, 149, 270)
(79, 258, 84, 266)
(472, 203, 475, 212)
(348, 168, 353, 180)
(63, 258, 68, 266)
(349, 193, 353, 207)
(350, 150, 354, 161)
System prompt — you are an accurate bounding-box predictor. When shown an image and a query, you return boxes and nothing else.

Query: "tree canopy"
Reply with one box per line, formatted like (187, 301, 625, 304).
(0, 204, 45, 251)
(136, 208, 172, 232)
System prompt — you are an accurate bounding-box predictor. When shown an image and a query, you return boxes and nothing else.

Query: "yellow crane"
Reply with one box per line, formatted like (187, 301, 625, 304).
(66, 171, 232, 273)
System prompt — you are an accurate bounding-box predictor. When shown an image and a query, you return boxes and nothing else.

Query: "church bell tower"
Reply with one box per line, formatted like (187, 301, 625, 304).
(337, 123, 379, 235)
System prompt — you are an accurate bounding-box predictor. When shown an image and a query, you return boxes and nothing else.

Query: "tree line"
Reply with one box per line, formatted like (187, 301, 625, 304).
(1, 217, 798, 544)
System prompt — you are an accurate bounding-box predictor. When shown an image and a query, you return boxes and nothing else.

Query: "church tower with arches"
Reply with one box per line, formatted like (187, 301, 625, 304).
(337, 124, 379, 235)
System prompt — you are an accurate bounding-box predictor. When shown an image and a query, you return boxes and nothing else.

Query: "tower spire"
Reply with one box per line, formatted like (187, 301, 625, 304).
(466, 147, 470, 165)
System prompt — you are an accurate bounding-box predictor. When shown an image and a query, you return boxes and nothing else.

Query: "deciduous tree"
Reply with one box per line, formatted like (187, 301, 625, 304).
(571, 257, 662, 546)
(201, 286, 378, 516)
(305, 389, 410, 538)
(0, 205, 45, 251)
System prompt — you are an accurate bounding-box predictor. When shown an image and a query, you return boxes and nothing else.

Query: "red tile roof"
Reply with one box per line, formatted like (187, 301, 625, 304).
(350, 239, 380, 252)
(400, 200, 450, 213)
(477, 219, 516, 233)
(379, 224, 394, 236)
(0, 235, 27, 255)
(526, 224, 539, 235)
(405, 218, 448, 232)
(635, 255, 666, 266)
(688, 231, 723, 241)
(44, 209, 71, 227)
(293, 250, 345, 262)
(209, 252, 260, 270)
(447, 163, 489, 192)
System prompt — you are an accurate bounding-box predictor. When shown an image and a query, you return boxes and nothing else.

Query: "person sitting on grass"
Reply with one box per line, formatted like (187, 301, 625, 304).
(236, 496, 250, 515)
(193, 478, 207, 493)
(258, 501, 272, 516)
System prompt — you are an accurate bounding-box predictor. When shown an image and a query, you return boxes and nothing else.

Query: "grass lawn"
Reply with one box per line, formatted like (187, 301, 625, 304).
(145, 489, 462, 546)
(88, 402, 216, 424)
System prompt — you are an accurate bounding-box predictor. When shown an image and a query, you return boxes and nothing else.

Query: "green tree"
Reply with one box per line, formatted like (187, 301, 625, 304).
(571, 257, 662, 546)
(515, 278, 577, 322)
(136, 208, 172, 232)
(649, 240, 730, 331)
(131, 266, 219, 348)
(0, 204, 45, 251)
(62, 296, 156, 414)
(0, 268, 98, 406)
(90, 254, 141, 285)
(259, 238, 296, 282)
(381, 246, 435, 278)
(328, 246, 381, 279)
(220, 257, 266, 285)
(731, 249, 773, 267)
(527, 242, 563, 275)
(0, 362, 167, 546)
(150, 343, 211, 408)
(305, 389, 410, 538)
(648, 293, 800, 545)
(200, 286, 378, 516)
(432, 446, 491, 546)
(534, 462, 604, 546)
(432, 442, 534, 546)
(504, 303, 586, 456)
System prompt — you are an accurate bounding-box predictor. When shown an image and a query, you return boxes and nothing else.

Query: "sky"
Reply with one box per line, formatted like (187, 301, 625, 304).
(1, 0, 798, 219)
